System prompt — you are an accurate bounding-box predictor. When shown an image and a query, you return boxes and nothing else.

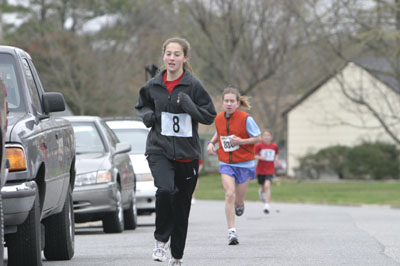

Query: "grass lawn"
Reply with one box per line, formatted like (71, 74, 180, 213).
(195, 173, 400, 207)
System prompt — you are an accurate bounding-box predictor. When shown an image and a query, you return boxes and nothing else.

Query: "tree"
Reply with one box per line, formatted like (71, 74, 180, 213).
(2, 0, 177, 115)
(175, 0, 309, 140)
(178, 0, 305, 94)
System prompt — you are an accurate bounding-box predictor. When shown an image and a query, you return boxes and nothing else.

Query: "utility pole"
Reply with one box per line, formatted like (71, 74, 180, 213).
(145, 64, 159, 81)
(0, 0, 3, 42)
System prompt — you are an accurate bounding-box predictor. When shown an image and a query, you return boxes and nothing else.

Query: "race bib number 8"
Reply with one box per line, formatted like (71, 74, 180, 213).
(220, 135, 239, 152)
(161, 112, 192, 137)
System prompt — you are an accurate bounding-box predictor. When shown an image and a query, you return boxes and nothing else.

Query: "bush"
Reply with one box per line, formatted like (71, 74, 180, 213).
(296, 145, 349, 179)
(296, 142, 400, 180)
(347, 142, 400, 180)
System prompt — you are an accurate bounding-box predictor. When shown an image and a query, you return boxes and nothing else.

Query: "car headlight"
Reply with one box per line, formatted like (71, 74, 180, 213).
(136, 173, 153, 181)
(75, 170, 112, 186)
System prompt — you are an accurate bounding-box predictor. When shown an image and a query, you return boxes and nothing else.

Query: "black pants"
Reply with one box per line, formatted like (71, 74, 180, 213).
(147, 154, 199, 259)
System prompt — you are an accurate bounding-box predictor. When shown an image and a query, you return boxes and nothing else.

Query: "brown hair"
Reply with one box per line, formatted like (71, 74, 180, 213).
(262, 129, 273, 136)
(222, 87, 251, 109)
(162, 37, 193, 73)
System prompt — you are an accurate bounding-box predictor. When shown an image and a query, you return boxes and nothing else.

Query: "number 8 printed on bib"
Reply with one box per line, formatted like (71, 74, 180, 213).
(161, 112, 193, 137)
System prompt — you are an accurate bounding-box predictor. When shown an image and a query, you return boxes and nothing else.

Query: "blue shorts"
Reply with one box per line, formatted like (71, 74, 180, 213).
(219, 165, 256, 184)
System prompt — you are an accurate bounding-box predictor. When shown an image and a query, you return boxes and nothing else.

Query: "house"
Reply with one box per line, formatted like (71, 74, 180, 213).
(282, 58, 400, 177)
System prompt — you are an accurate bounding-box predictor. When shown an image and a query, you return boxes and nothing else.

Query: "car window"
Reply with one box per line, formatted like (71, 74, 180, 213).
(101, 121, 118, 147)
(111, 128, 148, 155)
(0, 53, 25, 112)
(22, 59, 42, 114)
(71, 122, 106, 154)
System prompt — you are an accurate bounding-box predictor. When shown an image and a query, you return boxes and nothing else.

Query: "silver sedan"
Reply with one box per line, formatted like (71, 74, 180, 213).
(105, 118, 156, 215)
(65, 116, 137, 233)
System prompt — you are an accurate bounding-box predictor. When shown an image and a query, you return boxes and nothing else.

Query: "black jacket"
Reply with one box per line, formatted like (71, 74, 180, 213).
(135, 69, 216, 160)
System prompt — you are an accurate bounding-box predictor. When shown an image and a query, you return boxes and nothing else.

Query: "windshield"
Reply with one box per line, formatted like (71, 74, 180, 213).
(72, 122, 106, 154)
(111, 128, 148, 155)
(0, 53, 25, 112)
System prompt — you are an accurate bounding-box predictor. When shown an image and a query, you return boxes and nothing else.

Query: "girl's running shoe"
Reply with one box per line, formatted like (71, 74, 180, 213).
(228, 230, 239, 245)
(152, 241, 169, 262)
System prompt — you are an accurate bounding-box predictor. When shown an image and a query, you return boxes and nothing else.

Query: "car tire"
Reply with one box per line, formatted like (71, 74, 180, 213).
(43, 185, 75, 260)
(6, 190, 42, 266)
(124, 191, 137, 230)
(102, 184, 124, 233)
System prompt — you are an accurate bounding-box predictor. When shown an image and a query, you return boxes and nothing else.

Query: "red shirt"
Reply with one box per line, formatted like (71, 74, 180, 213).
(163, 71, 184, 94)
(255, 142, 279, 175)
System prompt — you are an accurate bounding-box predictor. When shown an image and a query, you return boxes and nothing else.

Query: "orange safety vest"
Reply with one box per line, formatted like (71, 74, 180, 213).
(215, 110, 255, 163)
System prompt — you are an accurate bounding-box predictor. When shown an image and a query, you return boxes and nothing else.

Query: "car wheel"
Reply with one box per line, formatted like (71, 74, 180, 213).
(124, 190, 137, 230)
(43, 185, 75, 260)
(103, 184, 124, 233)
(6, 190, 42, 266)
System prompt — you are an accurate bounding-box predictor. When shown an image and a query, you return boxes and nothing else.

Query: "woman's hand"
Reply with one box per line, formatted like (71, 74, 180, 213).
(207, 142, 216, 155)
(230, 135, 242, 146)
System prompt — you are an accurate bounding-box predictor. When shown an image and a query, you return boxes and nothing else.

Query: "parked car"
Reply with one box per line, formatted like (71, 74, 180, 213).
(64, 116, 137, 233)
(0, 79, 9, 266)
(105, 117, 156, 215)
(0, 45, 75, 266)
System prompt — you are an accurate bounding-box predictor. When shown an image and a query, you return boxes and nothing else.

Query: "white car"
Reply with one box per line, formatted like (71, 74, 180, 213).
(105, 118, 156, 215)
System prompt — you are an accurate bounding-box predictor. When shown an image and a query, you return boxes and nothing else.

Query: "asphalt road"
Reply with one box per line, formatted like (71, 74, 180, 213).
(5, 200, 400, 266)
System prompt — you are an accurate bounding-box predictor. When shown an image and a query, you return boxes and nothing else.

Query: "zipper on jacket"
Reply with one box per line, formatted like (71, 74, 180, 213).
(226, 115, 233, 163)
(167, 93, 177, 159)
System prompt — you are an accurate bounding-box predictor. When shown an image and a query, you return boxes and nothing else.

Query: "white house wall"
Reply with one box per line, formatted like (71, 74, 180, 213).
(287, 63, 400, 176)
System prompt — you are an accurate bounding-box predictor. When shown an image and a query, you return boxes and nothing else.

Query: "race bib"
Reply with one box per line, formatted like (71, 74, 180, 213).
(220, 135, 239, 152)
(161, 112, 192, 137)
(260, 149, 275, 161)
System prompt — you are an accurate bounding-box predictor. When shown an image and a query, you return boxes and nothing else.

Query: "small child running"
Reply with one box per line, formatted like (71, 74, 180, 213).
(255, 129, 279, 214)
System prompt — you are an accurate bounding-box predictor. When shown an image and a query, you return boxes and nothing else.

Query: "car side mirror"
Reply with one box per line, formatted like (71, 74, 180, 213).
(42, 92, 66, 113)
(115, 143, 131, 155)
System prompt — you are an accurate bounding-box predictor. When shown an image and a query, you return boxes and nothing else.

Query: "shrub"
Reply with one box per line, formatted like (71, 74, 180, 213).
(296, 145, 349, 179)
(296, 142, 400, 180)
(347, 142, 400, 180)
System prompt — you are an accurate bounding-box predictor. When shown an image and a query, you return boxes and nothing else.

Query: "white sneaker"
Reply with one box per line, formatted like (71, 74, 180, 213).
(228, 229, 239, 245)
(168, 258, 183, 265)
(264, 203, 270, 214)
(191, 198, 196, 205)
(152, 241, 169, 262)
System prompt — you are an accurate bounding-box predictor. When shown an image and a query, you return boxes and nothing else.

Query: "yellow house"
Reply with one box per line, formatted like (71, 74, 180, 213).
(283, 60, 400, 177)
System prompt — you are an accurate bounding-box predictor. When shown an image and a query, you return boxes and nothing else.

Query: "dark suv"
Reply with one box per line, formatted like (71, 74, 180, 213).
(0, 46, 76, 266)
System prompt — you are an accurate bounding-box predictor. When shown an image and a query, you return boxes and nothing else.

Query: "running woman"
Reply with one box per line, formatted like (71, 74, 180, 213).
(207, 87, 261, 245)
(135, 37, 216, 265)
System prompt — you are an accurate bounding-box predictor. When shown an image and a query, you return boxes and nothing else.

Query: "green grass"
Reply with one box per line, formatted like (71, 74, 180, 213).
(195, 173, 400, 207)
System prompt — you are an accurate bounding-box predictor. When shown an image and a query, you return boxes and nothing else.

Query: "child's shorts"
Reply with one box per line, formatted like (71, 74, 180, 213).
(257, 174, 274, 185)
(219, 165, 256, 184)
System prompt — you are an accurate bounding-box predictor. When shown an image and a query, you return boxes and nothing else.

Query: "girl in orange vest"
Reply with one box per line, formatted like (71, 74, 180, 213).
(207, 87, 261, 245)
